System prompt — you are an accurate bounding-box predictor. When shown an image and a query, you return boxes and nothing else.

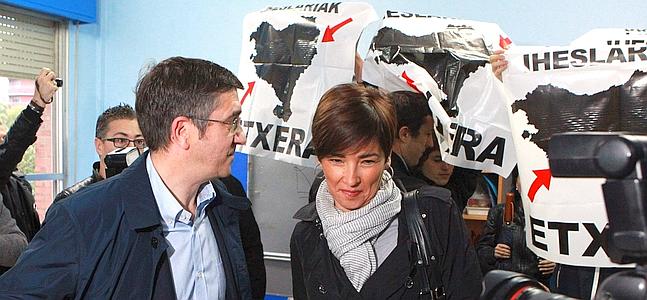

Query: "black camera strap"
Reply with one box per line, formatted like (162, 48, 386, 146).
(396, 180, 446, 300)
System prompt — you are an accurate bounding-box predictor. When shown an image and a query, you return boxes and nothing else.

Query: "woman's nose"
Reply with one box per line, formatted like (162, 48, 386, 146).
(342, 166, 360, 186)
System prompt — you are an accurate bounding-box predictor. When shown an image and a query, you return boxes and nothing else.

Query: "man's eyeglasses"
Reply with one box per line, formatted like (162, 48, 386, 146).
(190, 116, 242, 135)
(104, 137, 147, 149)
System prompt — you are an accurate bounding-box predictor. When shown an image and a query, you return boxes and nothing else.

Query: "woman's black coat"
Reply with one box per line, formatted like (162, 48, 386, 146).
(290, 185, 482, 299)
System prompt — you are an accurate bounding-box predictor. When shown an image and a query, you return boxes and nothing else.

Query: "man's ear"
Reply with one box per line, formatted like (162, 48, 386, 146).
(170, 116, 193, 150)
(94, 137, 103, 157)
(398, 126, 411, 143)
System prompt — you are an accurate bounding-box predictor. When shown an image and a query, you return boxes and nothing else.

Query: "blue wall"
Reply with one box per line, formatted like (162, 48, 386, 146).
(0, 0, 95, 22)
(66, 0, 647, 185)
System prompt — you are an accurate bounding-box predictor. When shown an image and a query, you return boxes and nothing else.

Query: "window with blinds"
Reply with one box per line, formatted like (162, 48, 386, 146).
(0, 5, 57, 80)
(0, 4, 66, 222)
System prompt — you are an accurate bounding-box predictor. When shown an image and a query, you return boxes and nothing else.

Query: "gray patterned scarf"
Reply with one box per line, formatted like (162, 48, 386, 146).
(316, 170, 402, 291)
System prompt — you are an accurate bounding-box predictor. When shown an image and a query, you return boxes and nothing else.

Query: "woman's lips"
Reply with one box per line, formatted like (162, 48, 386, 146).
(341, 189, 361, 197)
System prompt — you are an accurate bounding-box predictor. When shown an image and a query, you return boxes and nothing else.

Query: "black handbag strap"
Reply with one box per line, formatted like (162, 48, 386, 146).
(398, 182, 446, 300)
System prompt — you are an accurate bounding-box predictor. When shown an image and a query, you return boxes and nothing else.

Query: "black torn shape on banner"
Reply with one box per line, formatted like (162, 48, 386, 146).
(250, 19, 320, 122)
(511, 70, 647, 153)
(369, 26, 491, 117)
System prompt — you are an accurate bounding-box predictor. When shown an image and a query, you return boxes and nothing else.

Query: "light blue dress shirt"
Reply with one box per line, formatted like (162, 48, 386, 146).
(147, 156, 226, 300)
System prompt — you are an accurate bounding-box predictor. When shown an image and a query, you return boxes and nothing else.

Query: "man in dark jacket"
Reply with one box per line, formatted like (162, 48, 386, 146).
(0, 57, 253, 299)
(54, 105, 267, 299)
(54, 103, 142, 201)
(388, 91, 435, 192)
(0, 68, 59, 241)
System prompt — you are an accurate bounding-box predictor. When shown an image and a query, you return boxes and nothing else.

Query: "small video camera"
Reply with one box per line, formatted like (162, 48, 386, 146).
(104, 146, 146, 178)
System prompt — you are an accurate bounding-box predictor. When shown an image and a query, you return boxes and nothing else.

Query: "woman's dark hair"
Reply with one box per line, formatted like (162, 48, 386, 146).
(311, 83, 396, 158)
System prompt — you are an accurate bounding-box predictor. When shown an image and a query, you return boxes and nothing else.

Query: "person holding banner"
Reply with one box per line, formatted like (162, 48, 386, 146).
(291, 83, 481, 299)
(489, 51, 623, 299)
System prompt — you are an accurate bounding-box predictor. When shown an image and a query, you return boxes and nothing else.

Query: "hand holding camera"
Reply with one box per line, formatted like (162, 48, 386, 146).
(32, 67, 62, 108)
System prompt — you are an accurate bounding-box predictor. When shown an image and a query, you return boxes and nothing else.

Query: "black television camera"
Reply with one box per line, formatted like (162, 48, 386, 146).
(104, 146, 146, 178)
(481, 132, 647, 300)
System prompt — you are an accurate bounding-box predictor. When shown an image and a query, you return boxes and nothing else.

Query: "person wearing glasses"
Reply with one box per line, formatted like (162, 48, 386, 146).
(54, 103, 144, 202)
(0, 57, 253, 299)
(51, 104, 267, 299)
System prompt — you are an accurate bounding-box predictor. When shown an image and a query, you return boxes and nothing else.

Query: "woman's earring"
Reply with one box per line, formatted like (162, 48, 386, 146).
(385, 164, 394, 176)
(314, 162, 325, 180)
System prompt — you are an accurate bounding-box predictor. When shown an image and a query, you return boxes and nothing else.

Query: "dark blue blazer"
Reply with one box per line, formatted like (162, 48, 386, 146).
(0, 153, 252, 299)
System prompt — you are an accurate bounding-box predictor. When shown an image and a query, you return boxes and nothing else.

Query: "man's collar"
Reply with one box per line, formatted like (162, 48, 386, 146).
(391, 152, 411, 174)
(91, 161, 103, 182)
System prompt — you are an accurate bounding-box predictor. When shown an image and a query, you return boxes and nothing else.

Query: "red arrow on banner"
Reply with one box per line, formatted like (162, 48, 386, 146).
(528, 169, 552, 202)
(499, 35, 512, 49)
(322, 18, 353, 42)
(401, 71, 422, 93)
(240, 81, 255, 105)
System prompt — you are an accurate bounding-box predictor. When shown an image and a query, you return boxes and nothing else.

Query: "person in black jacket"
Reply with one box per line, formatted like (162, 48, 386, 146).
(54, 103, 142, 202)
(414, 144, 479, 213)
(475, 170, 556, 286)
(291, 83, 481, 299)
(0, 68, 59, 241)
(388, 91, 435, 192)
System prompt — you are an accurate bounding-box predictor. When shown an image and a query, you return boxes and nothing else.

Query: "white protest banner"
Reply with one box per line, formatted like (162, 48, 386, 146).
(237, 2, 377, 167)
(504, 29, 647, 267)
(361, 10, 516, 176)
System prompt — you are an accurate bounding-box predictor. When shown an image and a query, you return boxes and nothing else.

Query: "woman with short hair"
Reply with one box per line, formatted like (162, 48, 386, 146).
(290, 83, 482, 299)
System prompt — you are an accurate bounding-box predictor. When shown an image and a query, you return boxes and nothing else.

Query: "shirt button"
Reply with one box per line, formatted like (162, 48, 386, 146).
(318, 284, 327, 294)
(197, 271, 204, 278)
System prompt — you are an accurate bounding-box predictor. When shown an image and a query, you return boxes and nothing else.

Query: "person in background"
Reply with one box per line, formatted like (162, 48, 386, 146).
(54, 103, 143, 201)
(489, 51, 620, 299)
(414, 142, 479, 213)
(388, 91, 435, 192)
(291, 83, 481, 299)
(476, 167, 556, 287)
(0, 196, 27, 275)
(0, 68, 59, 241)
(0, 57, 253, 299)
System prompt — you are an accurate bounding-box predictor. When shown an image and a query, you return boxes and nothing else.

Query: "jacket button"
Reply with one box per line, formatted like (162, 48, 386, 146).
(319, 233, 325, 240)
(318, 284, 327, 294)
(421, 213, 427, 219)
(151, 237, 159, 249)
(405, 277, 414, 289)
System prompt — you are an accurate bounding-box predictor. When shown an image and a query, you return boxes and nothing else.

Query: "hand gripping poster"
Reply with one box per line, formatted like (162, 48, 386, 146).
(362, 10, 517, 176)
(504, 29, 647, 267)
(237, 2, 377, 166)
